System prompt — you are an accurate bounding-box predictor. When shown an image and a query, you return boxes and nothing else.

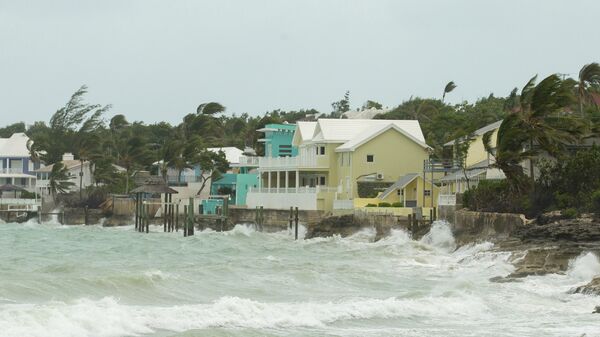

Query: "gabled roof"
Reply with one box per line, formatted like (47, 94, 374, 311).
(292, 121, 317, 146)
(335, 123, 430, 152)
(34, 160, 87, 173)
(0, 133, 32, 157)
(207, 147, 243, 165)
(443, 120, 503, 146)
(378, 173, 437, 200)
(302, 118, 425, 144)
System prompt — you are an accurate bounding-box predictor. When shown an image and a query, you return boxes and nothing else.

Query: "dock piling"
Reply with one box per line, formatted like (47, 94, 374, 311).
(294, 207, 299, 240)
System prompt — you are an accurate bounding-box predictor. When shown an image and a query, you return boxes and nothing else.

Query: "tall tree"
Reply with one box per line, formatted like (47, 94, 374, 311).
(331, 91, 350, 118)
(48, 162, 75, 200)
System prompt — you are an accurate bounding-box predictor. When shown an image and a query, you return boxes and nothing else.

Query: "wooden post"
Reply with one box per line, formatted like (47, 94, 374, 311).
(187, 197, 194, 236)
(294, 207, 299, 240)
(254, 206, 259, 230)
(168, 194, 173, 232)
(289, 206, 293, 230)
(163, 193, 168, 232)
(429, 208, 433, 225)
(134, 193, 139, 230)
(407, 214, 412, 233)
(175, 203, 179, 232)
(433, 207, 437, 222)
(61, 211, 65, 225)
(145, 203, 150, 233)
(84, 206, 89, 226)
(183, 205, 188, 237)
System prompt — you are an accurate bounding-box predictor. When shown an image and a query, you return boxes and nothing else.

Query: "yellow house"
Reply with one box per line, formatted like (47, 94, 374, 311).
(439, 120, 505, 204)
(246, 119, 432, 211)
(376, 173, 439, 208)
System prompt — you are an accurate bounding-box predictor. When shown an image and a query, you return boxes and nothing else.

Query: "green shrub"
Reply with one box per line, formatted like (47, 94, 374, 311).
(365, 203, 377, 207)
(391, 202, 403, 207)
(562, 208, 578, 219)
(378, 202, 391, 207)
(591, 189, 600, 214)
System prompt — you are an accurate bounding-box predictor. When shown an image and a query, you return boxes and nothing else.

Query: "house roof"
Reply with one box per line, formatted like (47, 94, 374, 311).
(335, 123, 429, 152)
(207, 147, 243, 165)
(0, 133, 32, 157)
(292, 121, 317, 146)
(310, 119, 426, 144)
(378, 173, 438, 200)
(443, 120, 503, 146)
(34, 160, 85, 173)
(439, 159, 506, 182)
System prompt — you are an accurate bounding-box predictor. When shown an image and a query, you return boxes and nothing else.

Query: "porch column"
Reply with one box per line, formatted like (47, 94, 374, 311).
(258, 171, 262, 189)
(295, 170, 299, 193)
(285, 171, 289, 190)
(403, 189, 406, 207)
(276, 171, 280, 190)
(268, 171, 272, 190)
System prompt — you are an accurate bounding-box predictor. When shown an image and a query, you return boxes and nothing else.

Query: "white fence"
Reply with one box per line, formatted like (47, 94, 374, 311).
(246, 190, 318, 210)
(438, 194, 457, 206)
(237, 156, 260, 166)
(248, 186, 339, 194)
(258, 154, 322, 169)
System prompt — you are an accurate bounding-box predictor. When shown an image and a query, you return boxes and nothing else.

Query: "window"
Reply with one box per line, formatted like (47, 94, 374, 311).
(397, 189, 404, 196)
(424, 190, 431, 196)
(319, 146, 325, 155)
(319, 176, 325, 185)
(366, 154, 374, 163)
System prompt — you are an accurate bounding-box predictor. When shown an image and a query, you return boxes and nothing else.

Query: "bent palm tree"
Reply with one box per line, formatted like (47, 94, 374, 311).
(578, 63, 600, 115)
(48, 162, 75, 201)
(442, 81, 457, 102)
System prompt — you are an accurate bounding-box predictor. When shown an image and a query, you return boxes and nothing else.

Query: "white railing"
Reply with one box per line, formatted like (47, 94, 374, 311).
(333, 199, 353, 210)
(248, 186, 339, 194)
(0, 168, 24, 174)
(438, 194, 457, 206)
(258, 154, 323, 169)
(0, 198, 40, 206)
(237, 156, 260, 166)
(246, 189, 318, 210)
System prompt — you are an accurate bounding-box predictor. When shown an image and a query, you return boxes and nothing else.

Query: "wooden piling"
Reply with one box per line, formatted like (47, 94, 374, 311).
(433, 207, 437, 222)
(183, 205, 188, 237)
(429, 208, 433, 225)
(187, 197, 194, 236)
(289, 206, 293, 230)
(84, 206, 89, 226)
(407, 214, 412, 232)
(294, 207, 299, 240)
(163, 193, 168, 232)
(259, 206, 264, 232)
(175, 203, 179, 232)
(145, 203, 149, 233)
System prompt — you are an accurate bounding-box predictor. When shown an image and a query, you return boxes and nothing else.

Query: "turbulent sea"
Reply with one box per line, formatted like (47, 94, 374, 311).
(1, 219, 600, 337)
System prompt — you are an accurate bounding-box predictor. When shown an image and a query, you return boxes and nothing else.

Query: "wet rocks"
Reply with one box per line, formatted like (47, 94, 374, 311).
(305, 215, 366, 239)
(572, 277, 600, 296)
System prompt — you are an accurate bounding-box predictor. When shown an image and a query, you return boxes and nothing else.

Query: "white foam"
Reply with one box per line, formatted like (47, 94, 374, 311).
(419, 221, 456, 252)
(0, 295, 490, 337)
(567, 252, 600, 282)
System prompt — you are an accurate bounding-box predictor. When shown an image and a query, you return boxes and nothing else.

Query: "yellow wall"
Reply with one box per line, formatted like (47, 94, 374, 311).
(344, 128, 429, 198)
(465, 128, 498, 167)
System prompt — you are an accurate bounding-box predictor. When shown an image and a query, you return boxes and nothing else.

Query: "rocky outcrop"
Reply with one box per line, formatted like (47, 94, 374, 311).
(305, 213, 397, 240)
(572, 277, 600, 296)
(452, 210, 528, 245)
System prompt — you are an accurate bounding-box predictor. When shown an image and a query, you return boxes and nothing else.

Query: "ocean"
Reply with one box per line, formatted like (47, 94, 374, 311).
(1, 220, 599, 337)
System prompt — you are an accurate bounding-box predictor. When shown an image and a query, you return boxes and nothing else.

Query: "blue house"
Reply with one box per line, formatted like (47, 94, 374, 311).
(257, 123, 298, 157)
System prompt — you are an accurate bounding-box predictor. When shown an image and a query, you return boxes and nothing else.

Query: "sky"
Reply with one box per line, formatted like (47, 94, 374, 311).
(0, 0, 599, 126)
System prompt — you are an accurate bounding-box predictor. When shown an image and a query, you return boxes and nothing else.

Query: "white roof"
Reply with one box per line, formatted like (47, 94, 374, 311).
(292, 121, 317, 146)
(335, 123, 429, 152)
(207, 147, 243, 164)
(0, 133, 32, 157)
(443, 120, 503, 146)
(311, 119, 425, 144)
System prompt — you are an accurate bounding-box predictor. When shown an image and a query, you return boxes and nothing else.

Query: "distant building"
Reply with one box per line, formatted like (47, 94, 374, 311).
(257, 123, 298, 158)
(34, 153, 93, 195)
(0, 133, 42, 192)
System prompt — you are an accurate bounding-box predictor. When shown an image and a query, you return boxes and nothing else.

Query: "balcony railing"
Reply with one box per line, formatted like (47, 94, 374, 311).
(438, 194, 457, 206)
(0, 168, 25, 174)
(258, 154, 324, 169)
(236, 156, 260, 166)
(248, 185, 339, 194)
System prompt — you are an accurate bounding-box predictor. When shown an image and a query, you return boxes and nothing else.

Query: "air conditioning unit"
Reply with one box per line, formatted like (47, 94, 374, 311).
(376, 173, 384, 180)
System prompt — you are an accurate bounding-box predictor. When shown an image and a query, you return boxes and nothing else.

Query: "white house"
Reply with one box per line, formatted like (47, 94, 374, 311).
(0, 133, 42, 192)
(34, 153, 94, 195)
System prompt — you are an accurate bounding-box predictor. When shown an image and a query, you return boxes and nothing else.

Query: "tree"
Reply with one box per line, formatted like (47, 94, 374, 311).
(48, 162, 75, 200)
(0, 122, 26, 138)
(488, 74, 584, 191)
(115, 131, 152, 193)
(197, 102, 226, 115)
(193, 150, 229, 196)
(362, 100, 383, 110)
(442, 81, 457, 102)
(577, 62, 600, 115)
(331, 91, 350, 118)
(453, 133, 476, 191)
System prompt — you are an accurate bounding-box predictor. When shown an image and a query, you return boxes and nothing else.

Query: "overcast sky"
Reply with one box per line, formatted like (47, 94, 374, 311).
(0, 0, 598, 126)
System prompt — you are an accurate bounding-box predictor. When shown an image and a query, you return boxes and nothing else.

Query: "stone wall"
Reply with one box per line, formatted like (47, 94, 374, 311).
(451, 209, 527, 245)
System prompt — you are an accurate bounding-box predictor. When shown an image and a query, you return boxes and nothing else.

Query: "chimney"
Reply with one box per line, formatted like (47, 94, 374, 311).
(62, 153, 75, 161)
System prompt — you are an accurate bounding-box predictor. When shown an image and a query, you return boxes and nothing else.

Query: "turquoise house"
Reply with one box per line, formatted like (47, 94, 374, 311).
(209, 173, 259, 207)
(258, 123, 298, 157)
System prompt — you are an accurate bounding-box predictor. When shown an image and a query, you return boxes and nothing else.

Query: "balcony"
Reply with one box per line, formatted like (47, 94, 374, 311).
(0, 168, 25, 175)
(235, 156, 259, 167)
(258, 154, 326, 170)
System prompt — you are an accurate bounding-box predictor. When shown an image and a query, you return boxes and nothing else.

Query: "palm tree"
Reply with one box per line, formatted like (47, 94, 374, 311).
(48, 162, 75, 201)
(578, 63, 600, 115)
(442, 81, 457, 102)
(116, 134, 151, 193)
(487, 74, 584, 190)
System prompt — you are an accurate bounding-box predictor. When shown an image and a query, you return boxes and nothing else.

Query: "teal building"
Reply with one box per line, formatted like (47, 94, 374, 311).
(258, 123, 298, 157)
(209, 172, 259, 207)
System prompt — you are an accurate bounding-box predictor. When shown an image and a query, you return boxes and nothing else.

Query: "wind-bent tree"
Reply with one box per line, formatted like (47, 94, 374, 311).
(197, 102, 226, 115)
(331, 91, 350, 118)
(192, 149, 229, 197)
(578, 62, 600, 115)
(116, 131, 152, 193)
(442, 81, 457, 102)
(486, 74, 584, 191)
(48, 162, 75, 200)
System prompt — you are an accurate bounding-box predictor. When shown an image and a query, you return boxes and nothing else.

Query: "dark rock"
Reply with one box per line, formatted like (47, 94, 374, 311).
(489, 276, 522, 283)
(573, 277, 600, 296)
(305, 215, 365, 239)
(593, 306, 600, 313)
